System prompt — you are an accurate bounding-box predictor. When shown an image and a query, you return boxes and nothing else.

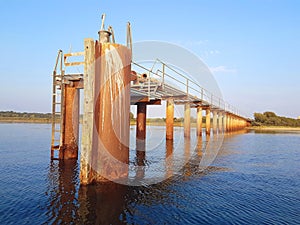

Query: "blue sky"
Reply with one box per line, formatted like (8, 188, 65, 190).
(0, 0, 299, 118)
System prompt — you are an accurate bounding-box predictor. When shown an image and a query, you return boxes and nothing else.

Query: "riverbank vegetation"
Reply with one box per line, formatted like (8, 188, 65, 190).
(0, 111, 53, 123)
(252, 111, 300, 127)
(2, 110, 299, 129)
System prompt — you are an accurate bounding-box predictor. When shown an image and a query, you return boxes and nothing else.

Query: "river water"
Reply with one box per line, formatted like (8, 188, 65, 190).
(0, 123, 299, 224)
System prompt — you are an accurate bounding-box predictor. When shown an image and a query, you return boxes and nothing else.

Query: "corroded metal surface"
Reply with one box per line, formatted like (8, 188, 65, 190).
(62, 86, 79, 159)
(92, 42, 131, 182)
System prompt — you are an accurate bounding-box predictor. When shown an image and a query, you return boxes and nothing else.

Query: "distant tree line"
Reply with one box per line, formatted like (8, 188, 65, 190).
(0, 111, 52, 119)
(253, 111, 300, 127)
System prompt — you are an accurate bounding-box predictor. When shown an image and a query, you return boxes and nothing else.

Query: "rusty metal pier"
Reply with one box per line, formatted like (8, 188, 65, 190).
(50, 15, 251, 185)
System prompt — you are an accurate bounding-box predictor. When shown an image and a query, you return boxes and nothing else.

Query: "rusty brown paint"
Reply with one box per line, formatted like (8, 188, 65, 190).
(62, 85, 80, 159)
(136, 103, 147, 140)
(130, 70, 138, 81)
(212, 111, 218, 134)
(206, 108, 211, 135)
(166, 99, 174, 140)
(93, 42, 131, 182)
(196, 106, 203, 136)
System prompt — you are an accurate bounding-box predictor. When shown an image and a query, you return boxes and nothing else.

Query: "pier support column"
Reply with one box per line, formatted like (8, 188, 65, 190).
(218, 112, 223, 133)
(229, 116, 233, 132)
(136, 103, 147, 141)
(80, 39, 131, 184)
(212, 111, 218, 134)
(196, 106, 203, 136)
(206, 108, 211, 135)
(233, 117, 237, 131)
(223, 114, 227, 132)
(166, 99, 174, 140)
(136, 103, 146, 179)
(184, 103, 191, 137)
(226, 115, 231, 132)
(62, 85, 80, 159)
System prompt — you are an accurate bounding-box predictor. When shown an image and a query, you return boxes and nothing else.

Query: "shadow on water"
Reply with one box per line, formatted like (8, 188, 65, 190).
(45, 131, 233, 224)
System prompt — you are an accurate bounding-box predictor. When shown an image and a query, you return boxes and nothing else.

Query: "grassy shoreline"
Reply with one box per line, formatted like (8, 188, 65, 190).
(0, 117, 52, 123)
(1, 118, 300, 131)
(247, 126, 300, 131)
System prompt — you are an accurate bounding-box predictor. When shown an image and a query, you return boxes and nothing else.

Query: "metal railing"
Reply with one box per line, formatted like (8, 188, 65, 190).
(132, 59, 246, 118)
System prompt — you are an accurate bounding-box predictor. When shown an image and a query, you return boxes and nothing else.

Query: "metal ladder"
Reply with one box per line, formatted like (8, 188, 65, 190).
(51, 50, 65, 159)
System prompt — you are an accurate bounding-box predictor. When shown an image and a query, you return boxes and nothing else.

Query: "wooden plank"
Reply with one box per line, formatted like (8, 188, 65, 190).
(80, 38, 95, 185)
(64, 62, 84, 67)
(64, 51, 84, 57)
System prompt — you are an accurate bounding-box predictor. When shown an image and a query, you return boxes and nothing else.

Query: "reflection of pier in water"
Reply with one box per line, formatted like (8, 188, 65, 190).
(46, 130, 245, 223)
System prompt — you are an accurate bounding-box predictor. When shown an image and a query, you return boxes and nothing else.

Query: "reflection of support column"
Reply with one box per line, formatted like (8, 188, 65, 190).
(184, 138, 191, 177)
(196, 106, 203, 136)
(166, 99, 174, 140)
(47, 160, 79, 223)
(184, 103, 191, 138)
(136, 139, 145, 179)
(212, 111, 218, 134)
(206, 108, 211, 135)
(165, 139, 173, 179)
(78, 183, 128, 224)
(136, 103, 147, 140)
(197, 136, 203, 157)
(62, 86, 80, 159)
(136, 140, 146, 166)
